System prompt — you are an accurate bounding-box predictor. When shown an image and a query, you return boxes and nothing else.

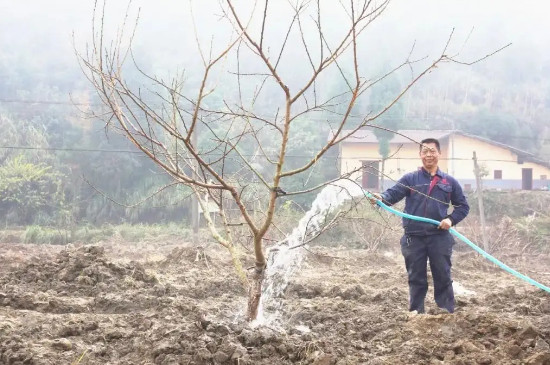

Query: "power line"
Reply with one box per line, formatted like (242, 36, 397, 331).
(0, 145, 141, 154)
(0, 145, 546, 163)
(0, 98, 99, 106)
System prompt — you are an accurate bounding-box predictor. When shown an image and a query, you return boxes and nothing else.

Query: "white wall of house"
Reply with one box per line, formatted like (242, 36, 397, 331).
(450, 134, 550, 190)
(339, 133, 550, 191)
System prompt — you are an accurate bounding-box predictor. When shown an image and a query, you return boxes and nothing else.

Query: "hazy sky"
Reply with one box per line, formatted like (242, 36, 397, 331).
(2, 1, 547, 45)
(1, 0, 549, 96)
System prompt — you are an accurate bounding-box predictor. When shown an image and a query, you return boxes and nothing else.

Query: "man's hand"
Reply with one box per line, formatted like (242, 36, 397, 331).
(438, 218, 452, 230)
(368, 192, 382, 206)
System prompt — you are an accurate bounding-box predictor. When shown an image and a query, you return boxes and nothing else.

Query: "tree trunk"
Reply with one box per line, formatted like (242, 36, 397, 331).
(380, 159, 385, 191)
(246, 265, 265, 321)
(246, 232, 267, 321)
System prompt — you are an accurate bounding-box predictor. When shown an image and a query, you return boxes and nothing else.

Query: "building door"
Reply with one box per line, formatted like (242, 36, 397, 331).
(522, 168, 533, 190)
(362, 160, 380, 190)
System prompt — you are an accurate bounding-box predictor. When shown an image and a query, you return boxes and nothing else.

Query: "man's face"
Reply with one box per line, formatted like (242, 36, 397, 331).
(419, 142, 440, 170)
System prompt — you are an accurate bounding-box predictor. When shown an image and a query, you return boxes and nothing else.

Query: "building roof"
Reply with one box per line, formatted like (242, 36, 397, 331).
(336, 129, 453, 144)
(332, 128, 550, 168)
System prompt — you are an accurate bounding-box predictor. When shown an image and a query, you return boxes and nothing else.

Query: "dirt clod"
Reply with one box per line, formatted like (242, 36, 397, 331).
(51, 338, 72, 351)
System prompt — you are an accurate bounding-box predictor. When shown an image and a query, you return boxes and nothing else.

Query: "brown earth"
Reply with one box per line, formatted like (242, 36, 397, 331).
(0, 239, 549, 364)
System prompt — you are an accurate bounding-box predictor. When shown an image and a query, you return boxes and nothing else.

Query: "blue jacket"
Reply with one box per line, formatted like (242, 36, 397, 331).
(381, 168, 470, 236)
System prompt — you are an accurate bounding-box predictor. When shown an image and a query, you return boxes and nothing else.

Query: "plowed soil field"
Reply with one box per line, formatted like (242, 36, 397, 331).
(0, 239, 549, 364)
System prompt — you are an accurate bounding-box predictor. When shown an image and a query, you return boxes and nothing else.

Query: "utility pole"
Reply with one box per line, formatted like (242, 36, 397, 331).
(379, 158, 385, 191)
(472, 151, 489, 251)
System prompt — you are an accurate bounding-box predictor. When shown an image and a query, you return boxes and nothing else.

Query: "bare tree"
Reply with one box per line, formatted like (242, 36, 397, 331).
(77, 0, 508, 320)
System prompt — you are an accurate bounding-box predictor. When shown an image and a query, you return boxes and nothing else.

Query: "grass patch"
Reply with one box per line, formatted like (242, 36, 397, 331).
(115, 223, 191, 242)
(20, 223, 192, 245)
(24, 226, 69, 245)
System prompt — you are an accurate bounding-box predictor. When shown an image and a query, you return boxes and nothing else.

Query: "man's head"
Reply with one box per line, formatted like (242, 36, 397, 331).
(419, 138, 441, 172)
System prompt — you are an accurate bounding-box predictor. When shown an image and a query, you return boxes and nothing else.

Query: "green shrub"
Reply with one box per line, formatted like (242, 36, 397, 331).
(0, 156, 65, 225)
(467, 191, 550, 221)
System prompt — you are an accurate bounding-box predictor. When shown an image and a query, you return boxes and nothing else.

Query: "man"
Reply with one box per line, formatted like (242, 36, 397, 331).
(370, 138, 469, 313)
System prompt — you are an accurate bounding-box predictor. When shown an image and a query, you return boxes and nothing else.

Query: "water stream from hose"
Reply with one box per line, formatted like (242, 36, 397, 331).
(253, 179, 364, 326)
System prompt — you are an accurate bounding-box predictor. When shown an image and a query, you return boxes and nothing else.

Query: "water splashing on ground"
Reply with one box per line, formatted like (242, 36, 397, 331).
(254, 179, 365, 327)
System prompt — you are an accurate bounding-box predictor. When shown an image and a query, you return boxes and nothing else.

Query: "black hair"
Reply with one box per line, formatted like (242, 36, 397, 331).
(420, 138, 441, 152)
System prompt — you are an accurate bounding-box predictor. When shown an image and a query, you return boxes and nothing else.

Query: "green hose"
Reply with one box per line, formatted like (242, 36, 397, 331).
(365, 191, 550, 294)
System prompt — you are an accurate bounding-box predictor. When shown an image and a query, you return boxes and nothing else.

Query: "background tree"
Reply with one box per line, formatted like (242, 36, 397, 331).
(0, 155, 64, 224)
(369, 74, 404, 189)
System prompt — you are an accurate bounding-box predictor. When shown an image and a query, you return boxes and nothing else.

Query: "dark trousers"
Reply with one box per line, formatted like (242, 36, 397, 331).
(400, 233, 455, 313)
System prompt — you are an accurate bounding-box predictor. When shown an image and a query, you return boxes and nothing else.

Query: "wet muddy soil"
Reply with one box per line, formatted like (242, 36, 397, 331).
(0, 240, 549, 364)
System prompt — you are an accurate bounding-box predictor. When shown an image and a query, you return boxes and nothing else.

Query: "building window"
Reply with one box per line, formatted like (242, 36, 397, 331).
(494, 170, 502, 180)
